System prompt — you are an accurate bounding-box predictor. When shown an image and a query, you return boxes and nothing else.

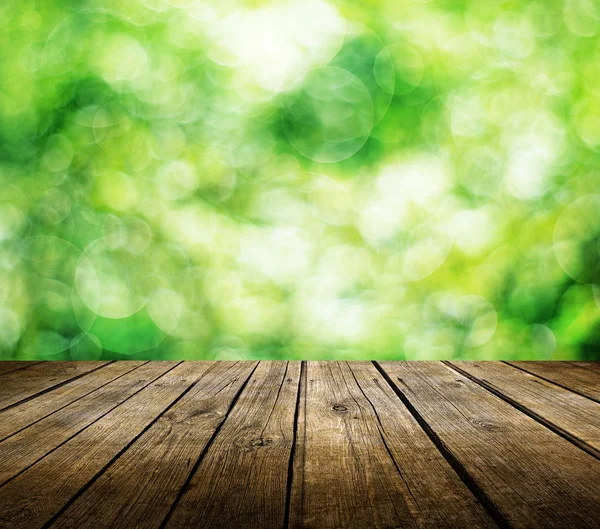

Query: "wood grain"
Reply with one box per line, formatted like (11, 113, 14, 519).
(0, 362, 108, 410)
(0, 361, 144, 441)
(448, 361, 600, 457)
(0, 362, 201, 529)
(49, 362, 257, 529)
(379, 361, 600, 529)
(0, 362, 167, 485)
(164, 361, 300, 529)
(0, 360, 599, 529)
(508, 361, 600, 401)
(290, 361, 422, 529)
(289, 362, 496, 529)
(341, 362, 495, 528)
(570, 361, 600, 373)
(0, 362, 40, 377)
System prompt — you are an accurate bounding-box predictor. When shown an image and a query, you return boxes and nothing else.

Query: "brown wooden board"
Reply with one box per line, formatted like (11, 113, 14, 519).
(448, 361, 600, 458)
(0, 362, 207, 529)
(164, 361, 300, 529)
(49, 362, 258, 529)
(292, 361, 495, 528)
(1, 361, 599, 529)
(0, 361, 144, 441)
(508, 361, 600, 401)
(378, 361, 600, 529)
(0, 362, 41, 377)
(289, 361, 453, 529)
(346, 362, 495, 527)
(0, 362, 170, 485)
(570, 361, 600, 373)
(0, 362, 108, 410)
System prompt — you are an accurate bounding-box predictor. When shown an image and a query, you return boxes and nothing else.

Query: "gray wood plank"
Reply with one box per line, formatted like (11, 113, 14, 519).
(379, 361, 600, 529)
(49, 362, 258, 529)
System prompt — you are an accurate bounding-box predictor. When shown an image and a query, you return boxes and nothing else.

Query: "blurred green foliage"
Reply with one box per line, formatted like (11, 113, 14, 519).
(1, 0, 599, 360)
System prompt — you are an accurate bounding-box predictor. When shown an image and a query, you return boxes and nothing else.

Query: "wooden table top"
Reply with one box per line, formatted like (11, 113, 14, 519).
(0, 361, 598, 528)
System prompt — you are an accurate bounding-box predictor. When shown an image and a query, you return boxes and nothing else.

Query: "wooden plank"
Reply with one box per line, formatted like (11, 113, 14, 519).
(288, 360, 307, 529)
(0, 362, 41, 377)
(0, 362, 209, 529)
(49, 362, 258, 529)
(289, 362, 495, 529)
(508, 361, 600, 401)
(289, 362, 425, 529)
(570, 361, 600, 373)
(0, 362, 144, 441)
(164, 361, 300, 529)
(378, 361, 600, 529)
(448, 361, 600, 457)
(0, 362, 109, 410)
(0, 362, 172, 485)
(341, 362, 495, 528)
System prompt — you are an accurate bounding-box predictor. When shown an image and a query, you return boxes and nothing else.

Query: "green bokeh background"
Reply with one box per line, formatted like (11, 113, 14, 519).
(1, 0, 600, 361)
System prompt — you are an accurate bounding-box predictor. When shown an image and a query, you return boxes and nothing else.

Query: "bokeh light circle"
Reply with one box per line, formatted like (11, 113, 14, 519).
(0, 308, 21, 349)
(70, 333, 103, 360)
(282, 66, 374, 163)
(518, 324, 556, 359)
(553, 194, 600, 284)
(17, 235, 96, 357)
(375, 43, 424, 96)
(458, 295, 498, 348)
(329, 23, 394, 124)
(75, 238, 148, 319)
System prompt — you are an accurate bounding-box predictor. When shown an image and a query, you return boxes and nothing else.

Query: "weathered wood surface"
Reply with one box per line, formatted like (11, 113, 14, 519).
(508, 361, 600, 402)
(52, 362, 257, 529)
(0, 362, 144, 441)
(448, 361, 600, 458)
(0, 360, 598, 529)
(289, 362, 495, 529)
(378, 361, 600, 529)
(569, 361, 600, 373)
(165, 361, 298, 529)
(0, 361, 108, 411)
(0, 361, 40, 377)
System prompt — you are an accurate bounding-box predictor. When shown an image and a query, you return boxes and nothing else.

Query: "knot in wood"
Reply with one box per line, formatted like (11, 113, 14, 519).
(470, 418, 501, 431)
(332, 404, 348, 412)
(247, 437, 272, 449)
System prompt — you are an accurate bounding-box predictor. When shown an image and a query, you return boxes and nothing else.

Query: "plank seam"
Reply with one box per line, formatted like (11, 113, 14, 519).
(0, 362, 43, 377)
(38, 361, 220, 529)
(0, 362, 149, 444)
(503, 362, 600, 404)
(260, 361, 290, 440)
(346, 363, 422, 515)
(333, 363, 382, 527)
(283, 361, 304, 529)
(0, 362, 182, 490)
(372, 361, 512, 529)
(157, 361, 260, 529)
(0, 362, 115, 414)
(444, 362, 600, 461)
